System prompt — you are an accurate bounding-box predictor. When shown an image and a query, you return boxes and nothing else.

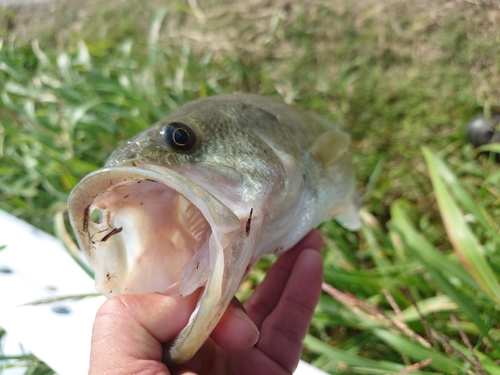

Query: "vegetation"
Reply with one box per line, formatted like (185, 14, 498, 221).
(1, 0, 499, 373)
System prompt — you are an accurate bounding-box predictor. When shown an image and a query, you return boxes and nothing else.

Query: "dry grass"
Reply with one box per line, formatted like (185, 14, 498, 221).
(5, 0, 500, 108)
(3, 0, 500, 240)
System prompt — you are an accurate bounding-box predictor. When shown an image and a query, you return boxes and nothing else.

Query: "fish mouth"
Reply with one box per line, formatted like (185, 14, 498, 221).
(68, 162, 246, 363)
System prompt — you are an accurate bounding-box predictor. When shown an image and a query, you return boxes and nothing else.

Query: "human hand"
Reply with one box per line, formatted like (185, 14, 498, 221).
(89, 229, 324, 375)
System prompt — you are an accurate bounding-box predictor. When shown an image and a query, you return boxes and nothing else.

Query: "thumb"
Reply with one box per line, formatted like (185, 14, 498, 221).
(89, 291, 199, 375)
(210, 297, 260, 350)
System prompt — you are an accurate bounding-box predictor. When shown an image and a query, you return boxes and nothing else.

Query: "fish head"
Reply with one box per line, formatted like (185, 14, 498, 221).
(68, 98, 288, 363)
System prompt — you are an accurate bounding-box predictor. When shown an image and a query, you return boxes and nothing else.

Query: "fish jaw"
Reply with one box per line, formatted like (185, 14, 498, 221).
(67, 164, 257, 363)
(165, 223, 259, 363)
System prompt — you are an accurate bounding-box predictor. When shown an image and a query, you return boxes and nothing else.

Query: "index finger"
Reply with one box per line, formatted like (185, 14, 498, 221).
(255, 248, 323, 372)
(244, 229, 323, 328)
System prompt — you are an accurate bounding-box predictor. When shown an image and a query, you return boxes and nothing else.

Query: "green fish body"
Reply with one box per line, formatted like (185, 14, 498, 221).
(68, 94, 360, 363)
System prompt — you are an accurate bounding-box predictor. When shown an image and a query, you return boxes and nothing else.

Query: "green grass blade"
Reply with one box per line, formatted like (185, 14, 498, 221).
(423, 147, 500, 304)
(148, 7, 169, 65)
(389, 204, 478, 290)
(400, 295, 457, 322)
(390, 202, 500, 352)
(429, 147, 498, 238)
(373, 329, 460, 373)
(450, 339, 500, 374)
(304, 334, 436, 374)
(477, 143, 500, 154)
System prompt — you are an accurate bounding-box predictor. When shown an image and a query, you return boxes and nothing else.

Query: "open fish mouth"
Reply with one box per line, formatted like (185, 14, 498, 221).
(67, 93, 361, 363)
(68, 162, 245, 362)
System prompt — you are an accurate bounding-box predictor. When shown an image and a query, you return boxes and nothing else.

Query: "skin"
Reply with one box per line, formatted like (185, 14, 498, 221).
(89, 230, 324, 375)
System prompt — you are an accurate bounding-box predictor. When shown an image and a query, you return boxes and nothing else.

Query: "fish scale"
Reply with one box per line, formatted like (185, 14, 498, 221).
(68, 93, 360, 363)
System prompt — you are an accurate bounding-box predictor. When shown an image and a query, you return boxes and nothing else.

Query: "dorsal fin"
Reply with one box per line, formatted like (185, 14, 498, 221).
(310, 129, 351, 167)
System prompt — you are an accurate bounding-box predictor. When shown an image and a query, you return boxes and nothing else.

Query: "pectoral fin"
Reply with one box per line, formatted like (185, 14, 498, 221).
(310, 130, 351, 167)
(334, 203, 362, 231)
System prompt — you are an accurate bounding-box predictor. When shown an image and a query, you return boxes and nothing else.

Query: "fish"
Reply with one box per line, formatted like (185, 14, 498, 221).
(67, 93, 360, 364)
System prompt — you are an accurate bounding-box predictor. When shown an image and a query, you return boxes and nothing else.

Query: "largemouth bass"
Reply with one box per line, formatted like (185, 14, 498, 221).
(67, 93, 360, 363)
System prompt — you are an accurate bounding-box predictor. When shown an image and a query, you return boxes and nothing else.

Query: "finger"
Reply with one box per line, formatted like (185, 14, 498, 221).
(256, 249, 323, 373)
(210, 297, 259, 350)
(245, 229, 323, 327)
(90, 291, 198, 375)
(171, 366, 198, 375)
(172, 297, 260, 375)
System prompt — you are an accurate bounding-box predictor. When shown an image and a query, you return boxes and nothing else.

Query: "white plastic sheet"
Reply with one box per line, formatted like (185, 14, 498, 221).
(0, 209, 327, 375)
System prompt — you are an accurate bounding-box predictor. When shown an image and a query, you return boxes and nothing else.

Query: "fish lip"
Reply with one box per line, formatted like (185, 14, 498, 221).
(68, 162, 245, 362)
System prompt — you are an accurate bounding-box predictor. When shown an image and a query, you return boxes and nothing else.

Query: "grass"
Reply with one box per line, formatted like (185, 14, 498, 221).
(1, 0, 500, 373)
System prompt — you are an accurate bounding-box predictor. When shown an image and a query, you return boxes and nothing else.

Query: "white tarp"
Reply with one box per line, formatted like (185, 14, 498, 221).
(0, 209, 327, 375)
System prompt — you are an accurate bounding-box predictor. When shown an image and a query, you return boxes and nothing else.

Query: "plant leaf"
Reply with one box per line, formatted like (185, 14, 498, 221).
(423, 147, 500, 304)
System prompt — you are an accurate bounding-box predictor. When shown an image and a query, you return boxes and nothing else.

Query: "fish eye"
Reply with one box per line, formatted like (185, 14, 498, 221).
(159, 122, 197, 152)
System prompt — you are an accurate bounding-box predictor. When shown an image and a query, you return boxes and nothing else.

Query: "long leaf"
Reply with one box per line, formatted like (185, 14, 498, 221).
(374, 330, 460, 373)
(429, 147, 498, 238)
(304, 334, 435, 375)
(423, 147, 500, 304)
(390, 202, 500, 352)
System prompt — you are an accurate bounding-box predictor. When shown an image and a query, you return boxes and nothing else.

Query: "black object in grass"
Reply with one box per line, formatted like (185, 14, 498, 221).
(466, 115, 500, 161)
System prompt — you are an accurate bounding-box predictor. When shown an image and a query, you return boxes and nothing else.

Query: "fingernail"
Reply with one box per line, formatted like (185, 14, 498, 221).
(234, 307, 260, 345)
